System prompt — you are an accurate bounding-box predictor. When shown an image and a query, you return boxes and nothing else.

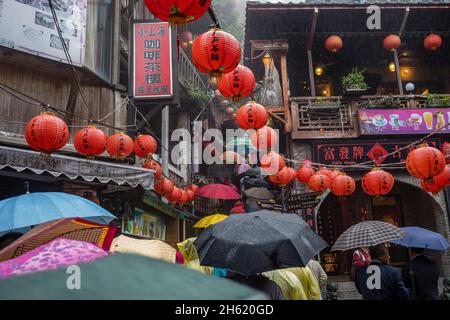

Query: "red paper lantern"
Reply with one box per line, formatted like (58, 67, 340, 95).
(186, 189, 195, 202)
(143, 0, 211, 25)
(329, 170, 341, 181)
(217, 65, 256, 102)
(178, 190, 189, 205)
(250, 126, 278, 150)
(192, 28, 241, 78)
(74, 126, 106, 159)
(383, 34, 401, 51)
(325, 35, 343, 53)
(143, 160, 162, 179)
(25, 112, 69, 154)
(307, 173, 331, 192)
(362, 168, 395, 197)
(134, 134, 157, 158)
(106, 132, 134, 160)
(297, 164, 316, 183)
(406, 144, 445, 180)
(261, 151, 285, 175)
(167, 187, 182, 203)
(189, 184, 199, 193)
(421, 179, 445, 194)
(424, 33, 442, 51)
(318, 168, 332, 179)
(155, 178, 174, 195)
(269, 167, 292, 186)
(441, 142, 450, 164)
(236, 101, 268, 130)
(429, 165, 450, 188)
(287, 167, 298, 183)
(331, 174, 356, 197)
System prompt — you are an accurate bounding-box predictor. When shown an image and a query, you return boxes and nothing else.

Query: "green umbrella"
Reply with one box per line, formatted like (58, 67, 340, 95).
(0, 253, 266, 300)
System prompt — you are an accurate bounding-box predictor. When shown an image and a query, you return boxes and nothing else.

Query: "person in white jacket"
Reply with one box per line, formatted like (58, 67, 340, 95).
(307, 258, 328, 296)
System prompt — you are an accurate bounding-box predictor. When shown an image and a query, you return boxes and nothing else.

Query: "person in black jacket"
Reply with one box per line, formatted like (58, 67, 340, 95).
(355, 243, 409, 300)
(401, 248, 440, 300)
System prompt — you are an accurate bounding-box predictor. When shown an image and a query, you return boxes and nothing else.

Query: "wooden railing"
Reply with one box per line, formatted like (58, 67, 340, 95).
(290, 94, 450, 139)
(178, 48, 207, 91)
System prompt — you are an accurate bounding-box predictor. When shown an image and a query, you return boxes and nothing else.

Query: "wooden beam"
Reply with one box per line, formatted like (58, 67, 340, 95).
(267, 110, 286, 124)
(280, 54, 292, 133)
(393, 49, 404, 95)
(308, 50, 316, 97)
(307, 8, 319, 50)
(398, 7, 410, 37)
(307, 8, 318, 98)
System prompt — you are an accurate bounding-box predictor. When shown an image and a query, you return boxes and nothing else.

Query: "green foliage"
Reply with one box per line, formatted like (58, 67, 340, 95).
(182, 81, 211, 108)
(212, 0, 245, 44)
(428, 94, 450, 106)
(342, 68, 369, 90)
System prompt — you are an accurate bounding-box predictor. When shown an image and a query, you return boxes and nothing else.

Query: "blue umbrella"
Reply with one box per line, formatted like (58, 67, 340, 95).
(0, 192, 116, 233)
(390, 227, 449, 251)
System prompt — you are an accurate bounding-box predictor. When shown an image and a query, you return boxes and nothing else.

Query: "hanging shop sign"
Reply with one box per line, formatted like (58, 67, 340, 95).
(132, 21, 173, 99)
(359, 108, 450, 135)
(0, 0, 86, 65)
(287, 192, 321, 210)
(314, 139, 440, 167)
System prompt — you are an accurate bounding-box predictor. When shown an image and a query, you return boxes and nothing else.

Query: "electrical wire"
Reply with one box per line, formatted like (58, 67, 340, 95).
(48, 0, 90, 112)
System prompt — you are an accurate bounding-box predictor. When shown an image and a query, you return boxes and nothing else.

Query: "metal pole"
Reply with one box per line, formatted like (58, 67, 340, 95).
(393, 49, 404, 95)
(281, 186, 286, 212)
(162, 105, 169, 203)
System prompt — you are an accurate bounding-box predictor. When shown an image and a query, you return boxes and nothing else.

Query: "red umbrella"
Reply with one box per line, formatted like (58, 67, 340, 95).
(196, 184, 241, 200)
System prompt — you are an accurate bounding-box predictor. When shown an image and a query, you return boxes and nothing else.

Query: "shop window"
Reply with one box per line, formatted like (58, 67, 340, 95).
(85, 0, 112, 81)
(123, 208, 167, 240)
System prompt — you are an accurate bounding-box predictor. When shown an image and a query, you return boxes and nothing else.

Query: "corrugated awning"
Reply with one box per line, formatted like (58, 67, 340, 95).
(0, 145, 155, 190)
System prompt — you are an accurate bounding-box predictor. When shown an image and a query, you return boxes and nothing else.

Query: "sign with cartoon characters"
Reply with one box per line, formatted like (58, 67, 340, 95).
(359, 108, 449, 135)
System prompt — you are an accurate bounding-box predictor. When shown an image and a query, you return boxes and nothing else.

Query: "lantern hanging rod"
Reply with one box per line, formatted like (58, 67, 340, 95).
(208, 7, 220, 29)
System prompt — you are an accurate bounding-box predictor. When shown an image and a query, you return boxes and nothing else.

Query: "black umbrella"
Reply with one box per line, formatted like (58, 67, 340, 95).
(194, 210, 328, 276)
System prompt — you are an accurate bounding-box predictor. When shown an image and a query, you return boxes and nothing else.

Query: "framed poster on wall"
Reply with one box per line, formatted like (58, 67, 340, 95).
(0, 0, 86, 65)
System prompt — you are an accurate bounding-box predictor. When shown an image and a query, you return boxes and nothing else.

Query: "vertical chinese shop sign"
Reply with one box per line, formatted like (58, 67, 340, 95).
(133, 22, 173, 99)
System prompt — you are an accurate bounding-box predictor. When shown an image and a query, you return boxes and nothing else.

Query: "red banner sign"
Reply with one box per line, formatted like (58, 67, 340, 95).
(314, 139, 440, 168)
(133, 22, 173, 99)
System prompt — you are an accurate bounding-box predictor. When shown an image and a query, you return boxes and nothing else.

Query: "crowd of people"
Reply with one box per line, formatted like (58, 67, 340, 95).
(352, 244, 440, 300)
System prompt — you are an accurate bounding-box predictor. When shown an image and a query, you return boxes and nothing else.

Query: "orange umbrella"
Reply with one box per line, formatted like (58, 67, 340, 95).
(0, 218, 116, 262)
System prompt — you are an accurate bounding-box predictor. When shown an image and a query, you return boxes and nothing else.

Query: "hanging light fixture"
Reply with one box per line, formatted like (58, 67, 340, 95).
(389, 62, 396, 72)
(315, 66, 324, 76)
(262, 52, 272, 66)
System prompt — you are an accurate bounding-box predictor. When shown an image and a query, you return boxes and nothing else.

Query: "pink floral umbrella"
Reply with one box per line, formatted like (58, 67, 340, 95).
(0, 238, 108, 279)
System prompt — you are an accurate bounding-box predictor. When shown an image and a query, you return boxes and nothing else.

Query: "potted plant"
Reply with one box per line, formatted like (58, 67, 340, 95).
(366, 95, 401, 109)
(427, 94, 450, 108)
(342, 68, 369, 96)
(307, 97, 341, 113)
